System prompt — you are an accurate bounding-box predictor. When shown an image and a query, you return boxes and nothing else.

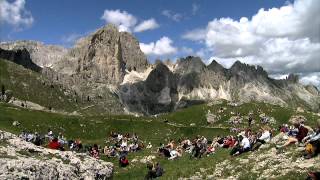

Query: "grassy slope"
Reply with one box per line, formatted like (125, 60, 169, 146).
(0, 100, 319, 179)
(0, 59, 78, 112)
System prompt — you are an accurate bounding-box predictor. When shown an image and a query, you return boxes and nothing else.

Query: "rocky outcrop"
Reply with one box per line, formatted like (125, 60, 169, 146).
(0, 130, 113, 179)
(0, 48, 41, 72)
(118, 55, 319, 114)
(53, 24, 149, 85)
(119, 62, 178, 114)
(0, 40, 67, 69)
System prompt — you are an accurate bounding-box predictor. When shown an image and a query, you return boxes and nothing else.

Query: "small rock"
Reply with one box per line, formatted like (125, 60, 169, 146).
(12, 121, 20, 126)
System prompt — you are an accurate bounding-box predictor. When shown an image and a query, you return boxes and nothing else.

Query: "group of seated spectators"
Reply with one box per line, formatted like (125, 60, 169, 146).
(19, 131, 45, 146)
(15, 116, 320, 179)
(157, 126, 272, 160)
(104, 131, 145, 167)
(158, 135, 216, 160)
(19, 129, 84, 152)
(276, 119, 320, 159)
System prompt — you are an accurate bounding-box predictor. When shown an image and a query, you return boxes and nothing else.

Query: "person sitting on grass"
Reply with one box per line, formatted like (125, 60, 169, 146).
(145, 163, 156, 179)
(119, 155, 129, 167)
(230, 135, 251, 156)
(252, 126, 271, 151)
(158, 143, 171, 157)
(48, 137, 60, 150)
(302, 119, 320, 159)
(90, 144, 100, 159)
(155, 162, 164, 177)
(276, 122, 308, 149)
(168, 148, 182, 160)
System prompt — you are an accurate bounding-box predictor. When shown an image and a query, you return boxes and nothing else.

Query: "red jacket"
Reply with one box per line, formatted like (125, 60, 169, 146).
(49, 141, 60, 149)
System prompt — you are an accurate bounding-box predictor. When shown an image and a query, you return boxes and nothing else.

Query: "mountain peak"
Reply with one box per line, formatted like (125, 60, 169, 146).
(207, 59, 225, 72)
(175, 56, 206, 74)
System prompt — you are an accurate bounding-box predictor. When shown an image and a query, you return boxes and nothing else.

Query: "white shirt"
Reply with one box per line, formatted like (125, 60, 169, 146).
(241, 137, 251, 149)
(259, 131, 271, 142)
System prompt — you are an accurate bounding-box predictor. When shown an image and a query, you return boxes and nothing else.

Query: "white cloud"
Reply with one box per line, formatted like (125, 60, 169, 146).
(140, 36, 177, 56)
(0, 0, 34, 29)
(181, 46, 194, 55)
(101, 9, 159, 33)
(183, 0, 320, 87)
(182, 28, 207, 41)
(300, 72, 320, 87)
(134, 18, 159, 33)
(101, 9, 137, 32)
(162, 10, 183, 22)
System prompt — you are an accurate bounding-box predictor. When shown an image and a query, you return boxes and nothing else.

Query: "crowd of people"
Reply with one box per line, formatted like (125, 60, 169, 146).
(103, 131, 145, 167)
(276, 119, 320, 159)
(15, 114, 320, 179)
(157, 125, 272, 160)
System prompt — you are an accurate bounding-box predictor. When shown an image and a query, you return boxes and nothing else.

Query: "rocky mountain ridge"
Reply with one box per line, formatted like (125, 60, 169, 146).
(0, 24, 319, 115)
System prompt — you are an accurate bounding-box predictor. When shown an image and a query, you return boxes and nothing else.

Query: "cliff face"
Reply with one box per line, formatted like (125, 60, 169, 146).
(54, 24, 149, 85)
(119, 56, 319, 114)
(0, 40, 67, 69)
(0, 48, 41, 72)
(1, 24, 319, 115)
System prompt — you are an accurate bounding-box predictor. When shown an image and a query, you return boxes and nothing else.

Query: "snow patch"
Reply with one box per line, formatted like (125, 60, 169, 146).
(121, 67, 153, 85)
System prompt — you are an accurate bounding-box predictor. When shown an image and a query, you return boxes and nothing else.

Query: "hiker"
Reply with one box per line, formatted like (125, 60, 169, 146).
(119, 156, 129, 167)
(58, 132, 66, 146)
(248, 116, 253, 127)
(48, 138, 60, 150)
(158, 143, 171, 157)
(306, 171, 320, 180)
(145, 163, 156, 179)
(155, 162, 164, 177)
(276, 122, 308, 149)
(90, 144, 100, 159)
(26, 132, 35, 142)
(252, 126, 271, 151)
(280, 124, 289, 133)
(33, 132, 42, 146)
(302, 119, 320, 159)
(230, 135, 251, 156)
(146, 142, 152, 149)
(47, 129, 54, 141)
(166, 139, 175, 150)
(168, 148, 182, 160)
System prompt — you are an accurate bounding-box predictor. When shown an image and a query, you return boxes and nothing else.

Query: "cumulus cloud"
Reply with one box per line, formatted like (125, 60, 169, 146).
(300, 72, 320, 87)
(101, 9, 159, 33)
(183, 0, 320, 87)
(162, 10, 183, 22)
(0, 0, 34, 29)
(101, 9, 137, 32)
(134, 18, 159, 32)
(140, 36, 177, 56)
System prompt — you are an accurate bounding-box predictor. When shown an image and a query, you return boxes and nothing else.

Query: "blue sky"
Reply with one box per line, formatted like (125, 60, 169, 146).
(1, 0, 319, 87)
(1, 0, 290, 50)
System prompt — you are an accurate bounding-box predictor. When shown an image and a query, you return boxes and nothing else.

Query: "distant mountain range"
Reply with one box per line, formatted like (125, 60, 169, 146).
(0, 24, 319, 115)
